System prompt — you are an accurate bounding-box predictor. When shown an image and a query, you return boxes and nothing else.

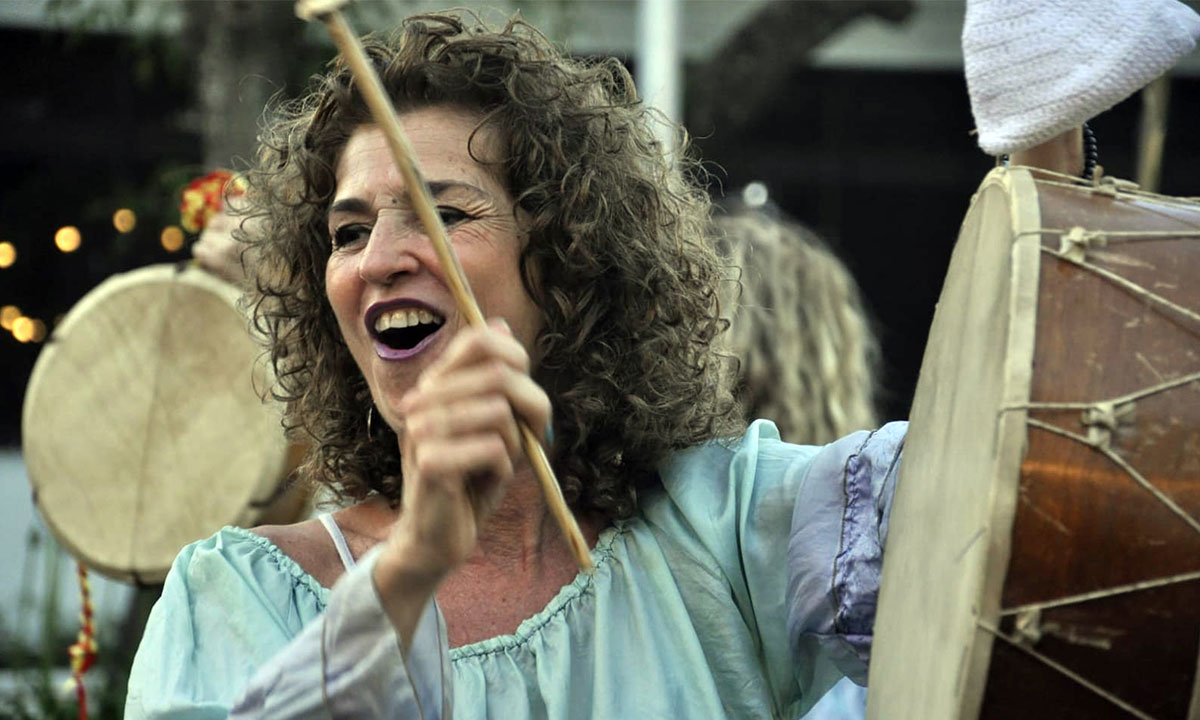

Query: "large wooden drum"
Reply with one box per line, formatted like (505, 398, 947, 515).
(869, 167, 1200, 719)
(22, 264, 308, 584)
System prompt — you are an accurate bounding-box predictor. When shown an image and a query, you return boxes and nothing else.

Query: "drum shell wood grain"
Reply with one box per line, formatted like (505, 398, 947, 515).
(21, 264, 308, 584)
(868, 168, 1200, 719)
(981, 182, 1200, 719)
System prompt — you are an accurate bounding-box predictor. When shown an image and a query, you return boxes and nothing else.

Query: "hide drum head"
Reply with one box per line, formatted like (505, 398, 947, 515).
(22, 264, 293, 583)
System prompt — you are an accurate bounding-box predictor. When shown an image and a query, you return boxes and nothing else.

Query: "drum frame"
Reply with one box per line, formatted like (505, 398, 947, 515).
(868, 167, 1046, 718)
(870, 166, 1200, 718)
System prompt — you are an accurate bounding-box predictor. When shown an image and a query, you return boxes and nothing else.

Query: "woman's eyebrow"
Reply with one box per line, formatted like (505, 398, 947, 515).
(328, 197, 371, 218)
(426, 180, 490, 200)
(328, 181, 490, 219)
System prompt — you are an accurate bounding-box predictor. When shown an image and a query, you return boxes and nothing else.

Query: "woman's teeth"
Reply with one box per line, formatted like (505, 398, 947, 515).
(374, 307, 443, 333)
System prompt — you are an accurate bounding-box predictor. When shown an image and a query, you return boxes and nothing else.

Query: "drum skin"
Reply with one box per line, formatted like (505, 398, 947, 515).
(22, 264, 307, 584)
(869, 168, 1200, 719)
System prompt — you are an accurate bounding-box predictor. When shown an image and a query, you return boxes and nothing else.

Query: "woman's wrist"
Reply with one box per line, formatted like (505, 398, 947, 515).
(371, 541, 447, 652)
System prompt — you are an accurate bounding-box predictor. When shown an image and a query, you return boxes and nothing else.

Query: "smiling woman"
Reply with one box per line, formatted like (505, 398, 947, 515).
(324, 115, 539, 391)
(123, 11, 904, 720)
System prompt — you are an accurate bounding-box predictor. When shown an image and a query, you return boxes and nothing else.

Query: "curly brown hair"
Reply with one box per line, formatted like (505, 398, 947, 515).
(244, 11, 741, 521)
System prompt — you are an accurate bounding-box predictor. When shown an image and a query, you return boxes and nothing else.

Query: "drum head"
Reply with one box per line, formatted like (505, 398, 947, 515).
(22, 264, 293, 583)
(868, 168, 1043, 718)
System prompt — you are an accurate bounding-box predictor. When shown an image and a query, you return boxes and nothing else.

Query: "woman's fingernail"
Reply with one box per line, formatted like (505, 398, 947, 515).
(544, 423, 555, 447)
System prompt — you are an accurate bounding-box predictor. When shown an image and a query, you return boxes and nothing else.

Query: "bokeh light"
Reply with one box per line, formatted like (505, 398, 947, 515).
(55, 226, 82, 253)
(742, 181, 769, 208)
(113, 208, 137, 234)
(161, 225, 185, 253)
(0, 242, 15, 268)
(12, 316, 34, 342)
(0, 305, 20, 331)
(29, 319, 47, 343)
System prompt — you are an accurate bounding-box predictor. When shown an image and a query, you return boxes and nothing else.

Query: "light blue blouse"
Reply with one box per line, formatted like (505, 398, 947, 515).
(126, 420, 904, 719)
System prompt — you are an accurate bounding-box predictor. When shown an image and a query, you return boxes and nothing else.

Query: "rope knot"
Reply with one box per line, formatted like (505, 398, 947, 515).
(1059, 226, 1108, 262)
(1094, 175, 1140, 197)
(1014, 608, 1043, 646)
(1081, 400, 1134, 448)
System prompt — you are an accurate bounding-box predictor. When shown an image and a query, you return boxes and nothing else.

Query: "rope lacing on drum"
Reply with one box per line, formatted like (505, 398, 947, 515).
(1029, 235, 1200, 329)
(1081, 400, 1132, 448)
(1010, 165, 1200, 209)
(988, 216, 1200, 717)
(1093, 175, 1142, 198)
(977, 619, 1162, 720)
(1004, 368, 1200, 534)
(1058, 226, 1107, 262)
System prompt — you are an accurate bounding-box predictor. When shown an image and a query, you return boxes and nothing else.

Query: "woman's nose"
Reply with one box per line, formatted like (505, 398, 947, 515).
(357, 211, 423, 284)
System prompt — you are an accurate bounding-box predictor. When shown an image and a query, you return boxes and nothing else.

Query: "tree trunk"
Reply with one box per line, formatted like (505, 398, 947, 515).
(184, 0, 299, 171)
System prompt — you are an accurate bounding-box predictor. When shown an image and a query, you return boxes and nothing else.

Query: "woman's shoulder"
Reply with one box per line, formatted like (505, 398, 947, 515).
(249, 498, 393, 588)
(645, 420, 907, 547)
(167, 525, 330, 617)
(659, 419, 907, 490)
(127, 526, 329, 716)
(653, 420, 821, 507)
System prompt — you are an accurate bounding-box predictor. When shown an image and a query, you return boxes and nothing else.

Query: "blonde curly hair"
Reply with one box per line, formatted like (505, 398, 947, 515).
(714, 209, 880, 445)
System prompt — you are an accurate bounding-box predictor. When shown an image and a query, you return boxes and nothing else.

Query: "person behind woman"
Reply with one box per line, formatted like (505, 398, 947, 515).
(713, 205, 879, 446)
(125, 12, 902, 718)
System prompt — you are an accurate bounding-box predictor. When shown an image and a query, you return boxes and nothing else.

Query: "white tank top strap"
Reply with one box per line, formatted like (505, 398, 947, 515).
(317, 512, 357, 571)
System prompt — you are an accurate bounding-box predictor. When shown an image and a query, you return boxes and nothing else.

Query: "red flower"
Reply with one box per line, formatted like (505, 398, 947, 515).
(180, 169, 246, 233)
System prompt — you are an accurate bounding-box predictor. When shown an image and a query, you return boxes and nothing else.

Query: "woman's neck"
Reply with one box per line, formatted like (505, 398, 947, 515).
(464, 467, 587, 572)
(434, 469, 602, 647)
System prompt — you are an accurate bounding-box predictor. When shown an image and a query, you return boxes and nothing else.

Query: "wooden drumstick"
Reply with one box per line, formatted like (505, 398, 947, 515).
(296, 0, 594, 572)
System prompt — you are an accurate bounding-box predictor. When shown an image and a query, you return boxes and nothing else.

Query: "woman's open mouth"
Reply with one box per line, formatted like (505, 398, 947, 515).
(369, 304, 446, 360)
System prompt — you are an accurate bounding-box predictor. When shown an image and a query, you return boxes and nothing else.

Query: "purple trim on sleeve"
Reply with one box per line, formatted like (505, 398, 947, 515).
(832, 422, 905, 664)
(786, 421, 906, 686)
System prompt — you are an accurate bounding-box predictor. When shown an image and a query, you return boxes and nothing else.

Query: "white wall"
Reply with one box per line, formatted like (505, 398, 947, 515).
(0, 450, 135, 656)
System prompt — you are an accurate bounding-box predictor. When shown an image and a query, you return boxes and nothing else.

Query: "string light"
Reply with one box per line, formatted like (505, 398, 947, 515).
(55, 226, 82, 253)
(113, 208, 137, 234)
(12, 316, 34, 343)
(29, 319, 47, 343)
(0, 305, 20, 331)
(0, 242, 15, 268)
(160, 226, 184, 253)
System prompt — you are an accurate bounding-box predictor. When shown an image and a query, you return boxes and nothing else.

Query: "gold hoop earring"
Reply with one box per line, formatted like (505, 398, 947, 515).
(367, 406, 374, 436)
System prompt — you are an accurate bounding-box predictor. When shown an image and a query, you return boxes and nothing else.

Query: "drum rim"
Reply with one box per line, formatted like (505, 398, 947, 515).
(868, 166, 1044, 718)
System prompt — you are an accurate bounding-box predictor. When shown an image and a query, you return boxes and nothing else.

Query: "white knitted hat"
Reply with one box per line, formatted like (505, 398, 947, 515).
(963, 0, 1200, 155)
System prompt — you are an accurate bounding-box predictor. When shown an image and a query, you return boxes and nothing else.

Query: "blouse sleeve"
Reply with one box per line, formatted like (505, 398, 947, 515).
(125, 529, 326, 719)
(229, 549, 451, 719)
(652, 419, 904, 717)
(124, 529, 451, 720)
(787, 422, 905, 686)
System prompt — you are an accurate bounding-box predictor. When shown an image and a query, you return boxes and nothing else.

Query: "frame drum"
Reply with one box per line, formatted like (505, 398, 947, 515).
(869, 167, 1200, 719)
(22, 264, 307, 584)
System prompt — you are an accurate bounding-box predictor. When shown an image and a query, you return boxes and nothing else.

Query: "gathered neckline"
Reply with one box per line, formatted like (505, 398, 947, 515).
(450, 522, 625, 660)
(217, 521, 627, 662)
(219, 526, 331, 604)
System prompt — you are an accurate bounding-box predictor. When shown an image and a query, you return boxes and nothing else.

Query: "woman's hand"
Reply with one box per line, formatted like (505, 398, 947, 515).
(371, 319, 551, 647)
(192, 209, 252, 286)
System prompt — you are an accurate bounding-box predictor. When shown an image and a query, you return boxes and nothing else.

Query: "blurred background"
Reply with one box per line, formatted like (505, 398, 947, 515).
(0, 0, 1197, 716)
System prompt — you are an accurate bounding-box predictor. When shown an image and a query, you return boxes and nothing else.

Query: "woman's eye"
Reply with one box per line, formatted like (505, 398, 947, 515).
(437, 206, 470, 226)
(332, 224, 371, 248)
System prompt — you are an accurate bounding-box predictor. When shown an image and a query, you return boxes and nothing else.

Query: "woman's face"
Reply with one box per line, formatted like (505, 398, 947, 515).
(325, 106, 542, 427)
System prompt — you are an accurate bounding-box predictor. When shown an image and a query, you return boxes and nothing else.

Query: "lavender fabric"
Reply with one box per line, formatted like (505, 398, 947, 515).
(787, 422, 905, 685)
